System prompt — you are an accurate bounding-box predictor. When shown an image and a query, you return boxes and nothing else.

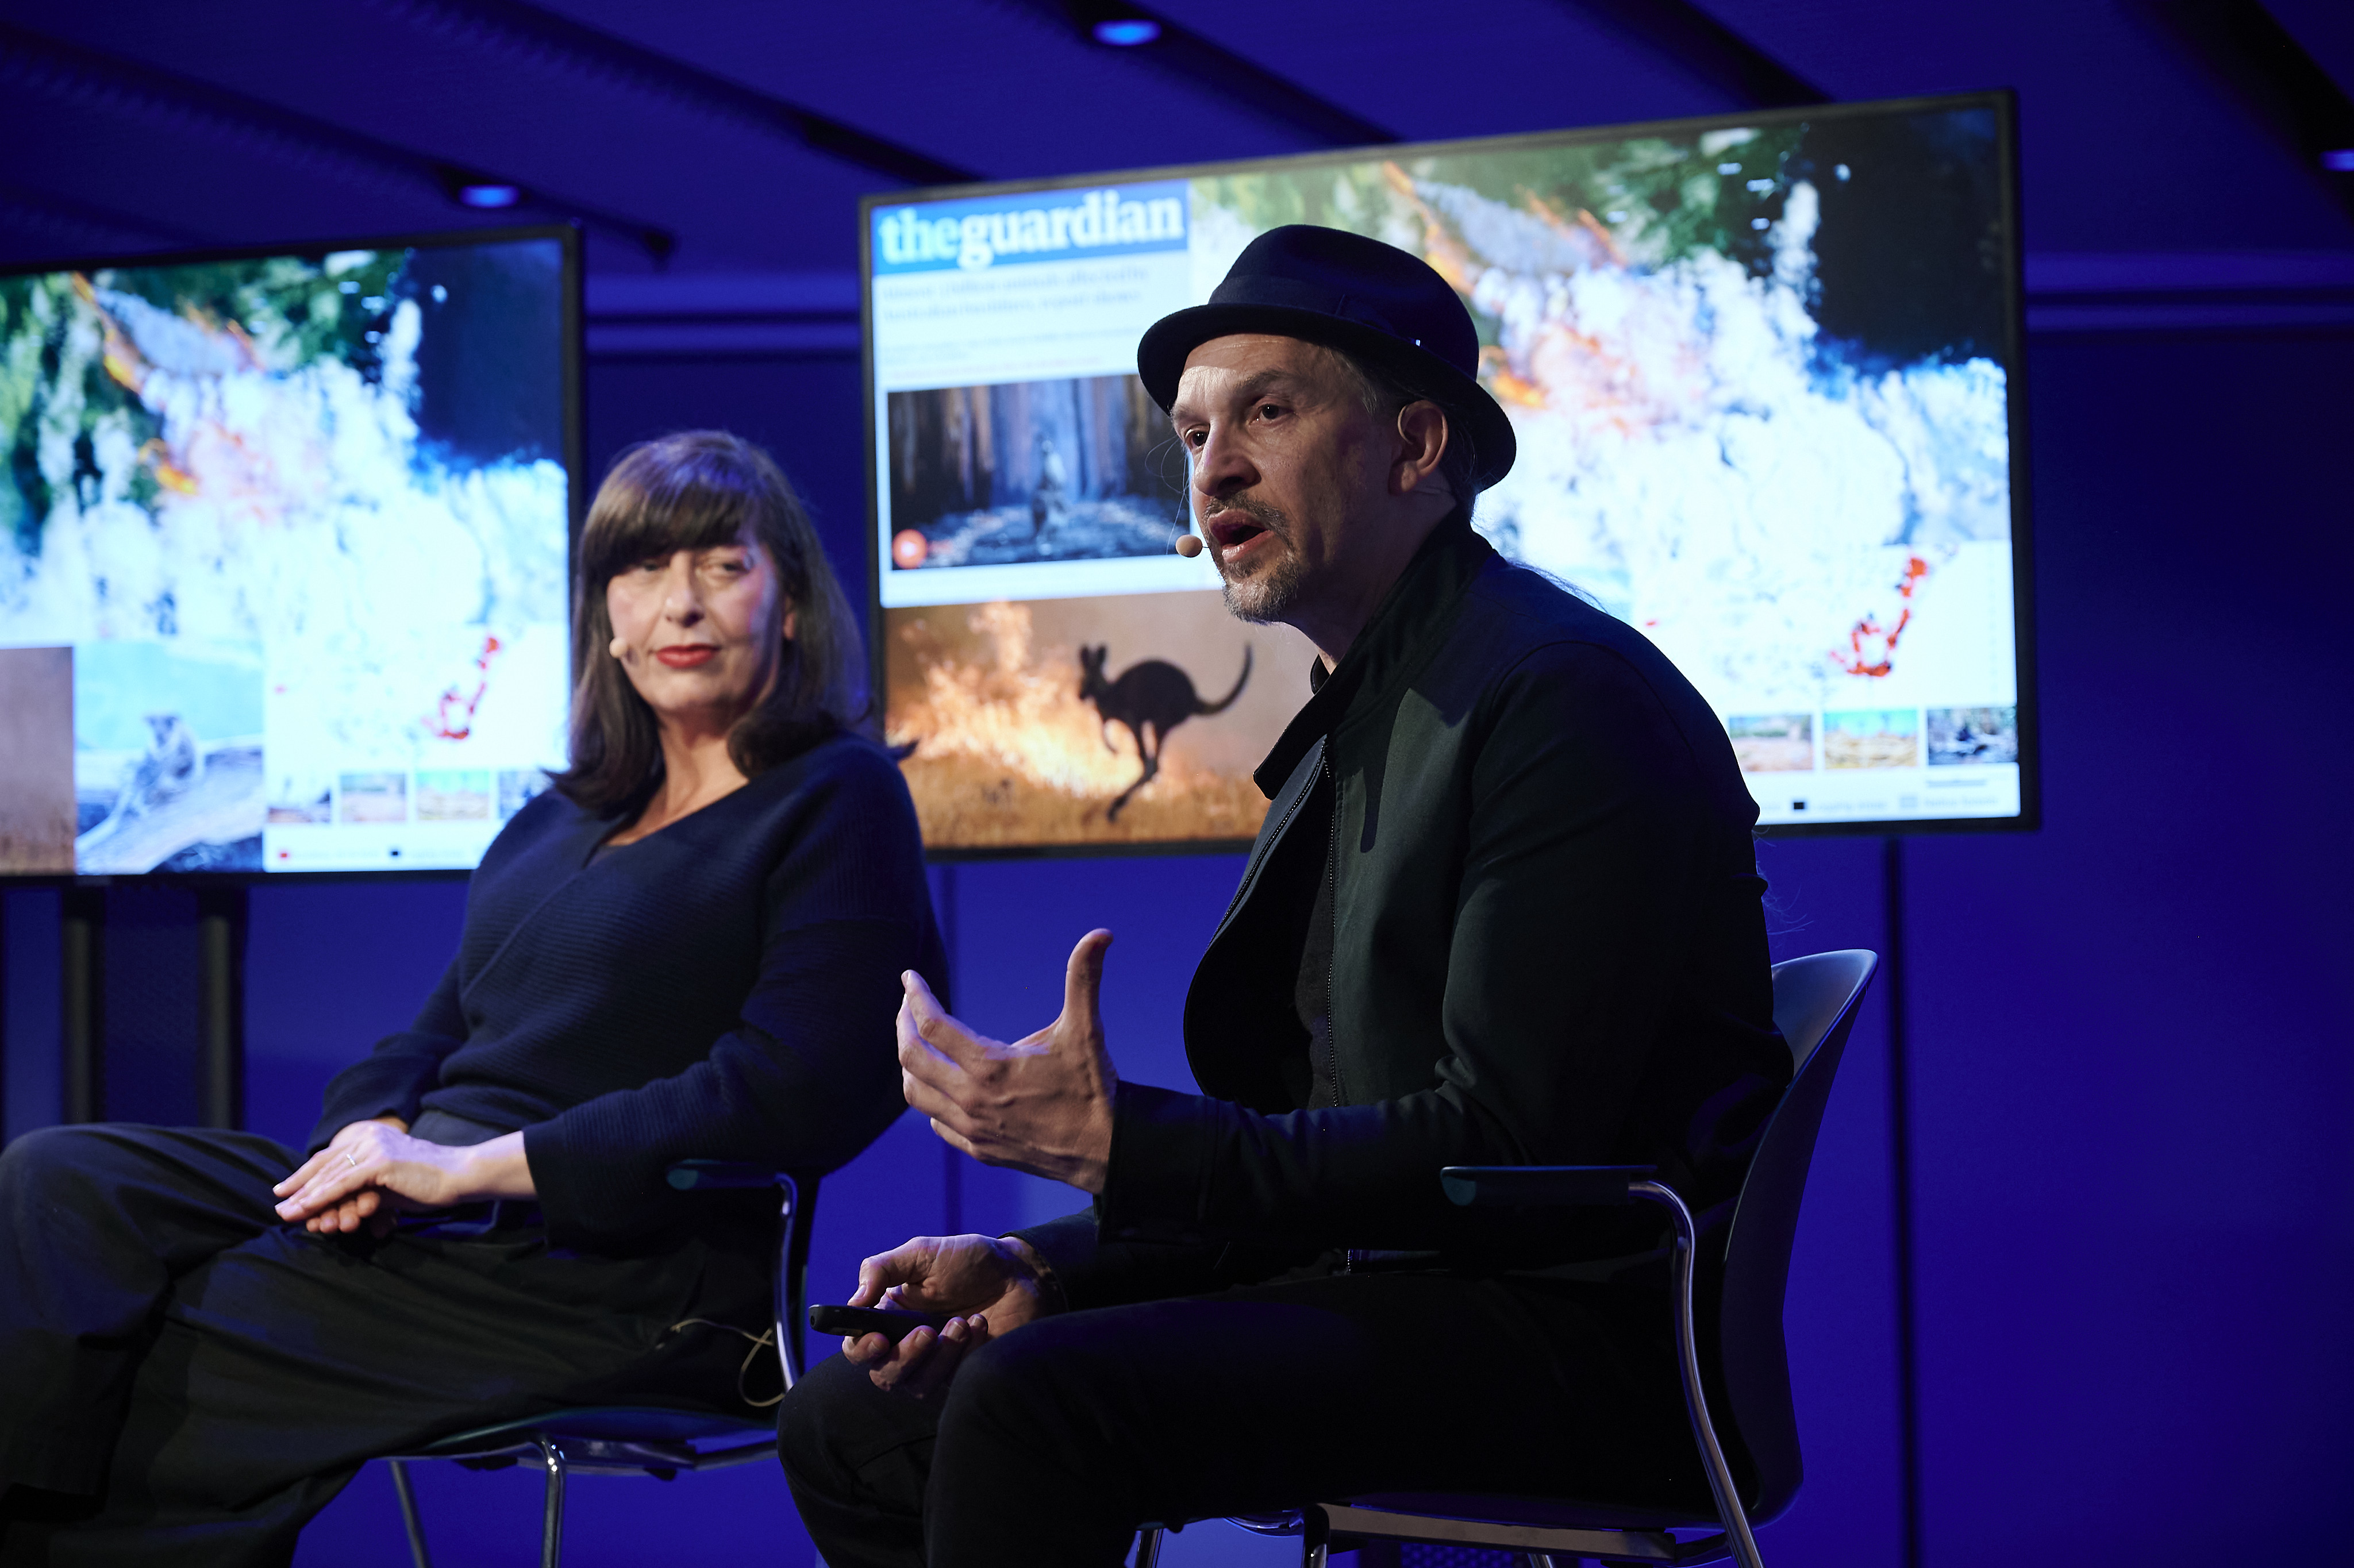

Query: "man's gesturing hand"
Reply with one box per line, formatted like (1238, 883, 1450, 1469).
(899, 929, 1118, 1193)
(841, 1234, 1055, 1401)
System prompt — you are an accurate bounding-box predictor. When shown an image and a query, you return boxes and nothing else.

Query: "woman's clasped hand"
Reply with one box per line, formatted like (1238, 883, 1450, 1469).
(271, 1118, 535, 1236)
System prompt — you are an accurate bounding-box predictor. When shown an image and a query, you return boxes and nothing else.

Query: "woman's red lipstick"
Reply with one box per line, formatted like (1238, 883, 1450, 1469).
(655, 645, 718, 669)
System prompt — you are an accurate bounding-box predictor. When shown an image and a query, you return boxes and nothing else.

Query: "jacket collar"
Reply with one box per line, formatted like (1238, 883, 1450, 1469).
(1251, 510, 1495, 797)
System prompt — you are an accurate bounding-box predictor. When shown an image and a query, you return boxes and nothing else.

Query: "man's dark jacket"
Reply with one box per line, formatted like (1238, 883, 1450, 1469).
(1020, 514, 1788, 1303)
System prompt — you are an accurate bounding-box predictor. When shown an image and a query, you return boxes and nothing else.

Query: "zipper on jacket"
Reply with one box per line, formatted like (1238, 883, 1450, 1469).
(1322, 754, 1344, 1108)
(1220, 742, 1323, 943)
(1328, 756, 1351, 1279)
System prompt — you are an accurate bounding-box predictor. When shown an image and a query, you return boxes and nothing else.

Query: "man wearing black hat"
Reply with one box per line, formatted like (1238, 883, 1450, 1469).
(778, 226, 1787, 1566)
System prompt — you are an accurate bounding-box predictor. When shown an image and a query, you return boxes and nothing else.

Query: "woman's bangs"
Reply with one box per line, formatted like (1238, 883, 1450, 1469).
(582, 473, 753, 585)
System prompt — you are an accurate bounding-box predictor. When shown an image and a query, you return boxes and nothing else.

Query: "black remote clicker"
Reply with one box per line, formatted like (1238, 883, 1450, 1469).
(807, 1303, 957, 1340)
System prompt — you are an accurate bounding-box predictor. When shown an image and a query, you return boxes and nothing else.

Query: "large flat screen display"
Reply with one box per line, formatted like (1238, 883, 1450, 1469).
(0, 226, 578, 877)
(864, 93, 2033, 851)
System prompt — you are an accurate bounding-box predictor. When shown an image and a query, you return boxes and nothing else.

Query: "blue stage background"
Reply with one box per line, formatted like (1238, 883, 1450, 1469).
(5, 305, 2349, 1568)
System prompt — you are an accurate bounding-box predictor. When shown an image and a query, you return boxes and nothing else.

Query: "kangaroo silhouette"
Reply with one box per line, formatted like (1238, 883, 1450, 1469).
(1077, 645, 1252, 820)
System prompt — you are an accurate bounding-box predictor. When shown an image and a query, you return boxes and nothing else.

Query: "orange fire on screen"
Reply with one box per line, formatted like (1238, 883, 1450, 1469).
(71, 273, 332, 531)
(1832, 555, 1931, 679)
(886, 600, 1282, 849)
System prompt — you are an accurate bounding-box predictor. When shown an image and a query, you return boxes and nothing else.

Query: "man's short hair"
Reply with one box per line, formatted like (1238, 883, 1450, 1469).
(1328, 346, 1483, 517)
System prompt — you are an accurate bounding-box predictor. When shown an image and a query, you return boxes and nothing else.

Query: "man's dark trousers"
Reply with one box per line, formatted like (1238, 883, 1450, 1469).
(0, 1123, 759, 1567)
(778, 1271, 1711, 1568)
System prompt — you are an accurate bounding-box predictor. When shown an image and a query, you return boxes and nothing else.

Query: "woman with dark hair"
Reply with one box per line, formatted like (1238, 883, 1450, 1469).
(0, 432, 945, 1564)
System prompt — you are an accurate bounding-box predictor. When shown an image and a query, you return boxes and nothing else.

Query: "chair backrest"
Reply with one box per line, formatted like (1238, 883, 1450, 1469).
(663, 1160, 822, 1389)
(1715, 948, 1877, 1523)
(778, 1171, 820, 1385)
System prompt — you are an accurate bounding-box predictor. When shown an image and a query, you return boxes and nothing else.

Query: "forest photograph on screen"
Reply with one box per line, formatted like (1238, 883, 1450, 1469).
(0, 234, 571, 876)
(885, 373, 1186, 571)
(872, 97, 2025, 849)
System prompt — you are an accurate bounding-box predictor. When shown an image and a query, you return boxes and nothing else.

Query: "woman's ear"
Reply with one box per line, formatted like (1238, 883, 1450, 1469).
(783, 605, 801, 643)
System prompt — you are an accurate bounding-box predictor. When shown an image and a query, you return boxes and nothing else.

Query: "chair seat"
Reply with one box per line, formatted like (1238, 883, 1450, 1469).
(1341, 1490, 1720, 1534)
(1214, 1493, 1729, 1562)
(387, 1405, 775, 1477)
(1316, 1497, 1730, 1565)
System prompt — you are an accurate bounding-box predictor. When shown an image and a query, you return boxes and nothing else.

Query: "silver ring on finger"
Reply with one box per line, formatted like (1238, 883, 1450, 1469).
(343, 1151, 360, 1170)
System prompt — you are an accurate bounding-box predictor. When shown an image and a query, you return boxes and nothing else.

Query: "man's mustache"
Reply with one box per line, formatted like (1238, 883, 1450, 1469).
(1199, 492, 1291, 537)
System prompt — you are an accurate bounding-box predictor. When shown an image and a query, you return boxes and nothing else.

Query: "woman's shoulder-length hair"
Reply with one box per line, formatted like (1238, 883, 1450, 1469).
(552, 430, 870, 814)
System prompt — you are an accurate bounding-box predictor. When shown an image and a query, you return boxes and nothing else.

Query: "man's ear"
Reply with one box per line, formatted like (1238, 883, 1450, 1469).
(1393, 400, 1452, 500)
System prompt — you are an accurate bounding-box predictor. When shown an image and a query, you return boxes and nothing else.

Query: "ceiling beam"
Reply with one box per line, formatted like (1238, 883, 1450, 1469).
(0, 179, 209, 260)
(2140, 0, 2354, 224)
(1564, 0, 1828, 109)
(1020, 0, 1398, 150)
(0, 21, 679, 263)
(366, 0, 979, 187)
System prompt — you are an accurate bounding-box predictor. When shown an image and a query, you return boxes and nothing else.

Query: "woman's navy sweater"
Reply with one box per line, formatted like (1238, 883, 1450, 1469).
(310, 734, 946, 1253)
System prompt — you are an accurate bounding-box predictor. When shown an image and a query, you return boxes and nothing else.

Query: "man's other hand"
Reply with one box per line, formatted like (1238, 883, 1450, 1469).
(843, 1234, 1057, 1401)
(898, 929, 1118, 1193)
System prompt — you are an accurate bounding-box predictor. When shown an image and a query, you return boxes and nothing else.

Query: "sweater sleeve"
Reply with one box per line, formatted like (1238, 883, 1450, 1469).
(523, 764, 934, 1250)
(307, 956, 469, 1153)
(1095, 642, 1718, 1253)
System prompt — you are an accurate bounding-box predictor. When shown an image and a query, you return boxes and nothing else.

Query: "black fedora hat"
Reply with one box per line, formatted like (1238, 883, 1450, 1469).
(1137, 224, 1516, 491)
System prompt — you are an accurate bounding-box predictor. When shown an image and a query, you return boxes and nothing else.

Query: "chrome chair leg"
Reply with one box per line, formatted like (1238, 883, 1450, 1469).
(1630, 1180, 1766, 1568)
(1133, 1525, 1164, 1567)
(389, 1458, 433, 1568)
(534, 1437, 567, 1568)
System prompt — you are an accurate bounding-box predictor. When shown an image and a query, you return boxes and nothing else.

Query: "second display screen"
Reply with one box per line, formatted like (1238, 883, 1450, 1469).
(867, 94, 2028, 851)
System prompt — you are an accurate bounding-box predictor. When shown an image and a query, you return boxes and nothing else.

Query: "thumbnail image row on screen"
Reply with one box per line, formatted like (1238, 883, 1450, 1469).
(266, 767, 552, 829)
(1727, 705, 2018, 774)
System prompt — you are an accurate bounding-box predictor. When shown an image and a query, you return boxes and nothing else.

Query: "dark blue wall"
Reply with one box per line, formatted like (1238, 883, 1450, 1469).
(1903, 330, 2354, 1557)
(5, 325, 2349, 1567)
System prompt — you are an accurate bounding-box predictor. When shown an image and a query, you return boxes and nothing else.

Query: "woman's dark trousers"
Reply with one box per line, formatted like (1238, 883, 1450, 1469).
(0, 1123, 756, 1567)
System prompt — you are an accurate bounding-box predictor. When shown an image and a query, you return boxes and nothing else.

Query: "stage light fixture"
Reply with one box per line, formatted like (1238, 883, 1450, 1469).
(457, 183, 524, 209)
(2322, 149, 2354, 172)
(1092, 17, 1160, 45)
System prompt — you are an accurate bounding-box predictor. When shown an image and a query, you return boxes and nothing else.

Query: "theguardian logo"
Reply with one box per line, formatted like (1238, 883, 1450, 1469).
(874, 182, 1189, 273)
